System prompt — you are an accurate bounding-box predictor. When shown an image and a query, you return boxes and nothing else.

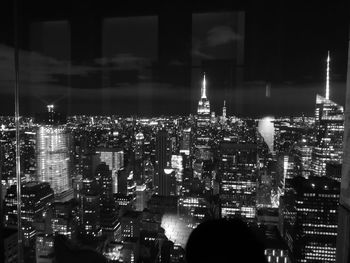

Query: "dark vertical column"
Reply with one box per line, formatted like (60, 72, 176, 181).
(70, 8, 102, 115)
(0, 144, 2, 228)
(158, 4, 192, 115)
(0, 144, 3, 263)
(336, 26, 350, 263)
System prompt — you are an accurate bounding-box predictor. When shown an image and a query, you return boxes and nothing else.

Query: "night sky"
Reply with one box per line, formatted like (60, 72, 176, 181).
(0, 1, 348, 117)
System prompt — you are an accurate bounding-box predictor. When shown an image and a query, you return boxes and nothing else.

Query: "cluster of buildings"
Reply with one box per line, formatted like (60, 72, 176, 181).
(0, 53, 345, 263)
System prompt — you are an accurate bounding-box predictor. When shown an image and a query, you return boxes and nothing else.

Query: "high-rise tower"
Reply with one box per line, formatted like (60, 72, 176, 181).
(36, 105, 71, 196)
(282, 176, 339, 262)
(312, 52, 344, 177)
(154, 129, 172, 195)
(197, 74, 211, 127)
(222, 100, 227, 119)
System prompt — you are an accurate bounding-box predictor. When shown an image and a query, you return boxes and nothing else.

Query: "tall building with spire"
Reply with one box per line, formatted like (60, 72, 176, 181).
(220, 100, 227, 124)
(312, 52, 344, 178)
(197, 74, 211, 127)
(222, 100, 226, 119)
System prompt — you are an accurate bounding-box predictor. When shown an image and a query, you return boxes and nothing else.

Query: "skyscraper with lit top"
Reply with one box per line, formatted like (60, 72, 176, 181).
(197, 74, 211, 128)
(312, 52, 344, 177)
(36, 105, 71, 196)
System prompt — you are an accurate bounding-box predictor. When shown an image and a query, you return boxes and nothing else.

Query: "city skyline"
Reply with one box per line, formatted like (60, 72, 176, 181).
(0, 1, 348, 117)
(1, 1, 350, 263)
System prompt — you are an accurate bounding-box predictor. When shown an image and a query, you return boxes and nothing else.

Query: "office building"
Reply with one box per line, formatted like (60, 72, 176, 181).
(35, 234, 54, 263)
(96, 148, 124, 193)
(4, 182, 54, 242)
(51, 200, 77, 239)
(135, 184, 147, 211)
(79, 154, 102, 239)
(179, 127, 191, 156)
(219, 142, 258, 220)
(154, 130, 171, 195)
(135, 132, 144, 160)
(121, 211, 142, 240)
(312, 52, 344, 177)
(97, 163, 119, 238)
(36, 105, 71, 196)
(283, 176, 339, 262)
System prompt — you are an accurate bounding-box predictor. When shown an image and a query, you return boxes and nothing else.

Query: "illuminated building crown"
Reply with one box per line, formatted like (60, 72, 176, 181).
(197, 73, 210, 116)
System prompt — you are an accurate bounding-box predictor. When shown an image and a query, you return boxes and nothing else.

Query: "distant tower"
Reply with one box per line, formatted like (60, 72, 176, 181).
(36, 105, 71, 196)
(135, 132, 144, 160)
(222, 100, 227, 119)
(197, 73, 211, 127)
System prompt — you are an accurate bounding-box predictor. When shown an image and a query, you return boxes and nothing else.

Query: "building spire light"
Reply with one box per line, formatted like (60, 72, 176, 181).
(326, 50, 330, 100)
(201, 73, 207, 99)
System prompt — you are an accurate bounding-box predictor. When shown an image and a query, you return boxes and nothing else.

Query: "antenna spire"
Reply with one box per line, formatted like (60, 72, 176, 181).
(326, 50, 330, 100)
(201, 73, 207, 99)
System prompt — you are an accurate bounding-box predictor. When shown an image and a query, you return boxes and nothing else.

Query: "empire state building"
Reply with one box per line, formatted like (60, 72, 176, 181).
(197, 74, 211, 127)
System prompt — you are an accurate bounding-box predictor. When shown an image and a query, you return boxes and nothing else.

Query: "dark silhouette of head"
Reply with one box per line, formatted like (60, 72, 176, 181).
(185, 218, 267, 263)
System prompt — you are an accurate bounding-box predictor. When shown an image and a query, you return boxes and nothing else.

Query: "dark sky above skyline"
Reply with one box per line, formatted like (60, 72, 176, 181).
(0, 1, 348, 117)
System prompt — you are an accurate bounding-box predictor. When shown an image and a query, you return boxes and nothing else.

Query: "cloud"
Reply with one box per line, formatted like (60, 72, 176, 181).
(191, 26, 241, 59)
(191, 48, 214, 60)
(206, 26, 242, 47)
(0, 44, 96, 92)
(191, 37, 214, 60)
(95, 53, 149, 69)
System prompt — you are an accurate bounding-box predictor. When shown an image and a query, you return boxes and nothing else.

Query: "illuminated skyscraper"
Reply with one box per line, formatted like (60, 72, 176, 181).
(36, 105, 71, 196)
(220, 100, 227, 124)
(282, 176, 339, 262)
(96, 148, 124, 172)
(135, 184, 147, 211)
(219, 142, 258, 220)
(197, 74, 211, 127)
(312, 52, 344, 177)
(154, 130, 171, 195)
(222, 100, 226, 119)
(79, 153, 102, 239)
(51, 200, 77, 239)
(97, 163, 118, 239)
(4, 182, 54, 243)
(135, 132, 144, 160)
(180, 128, 191, 156)
(294, 137, 313, 178)
(96, 148, 124, 193)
